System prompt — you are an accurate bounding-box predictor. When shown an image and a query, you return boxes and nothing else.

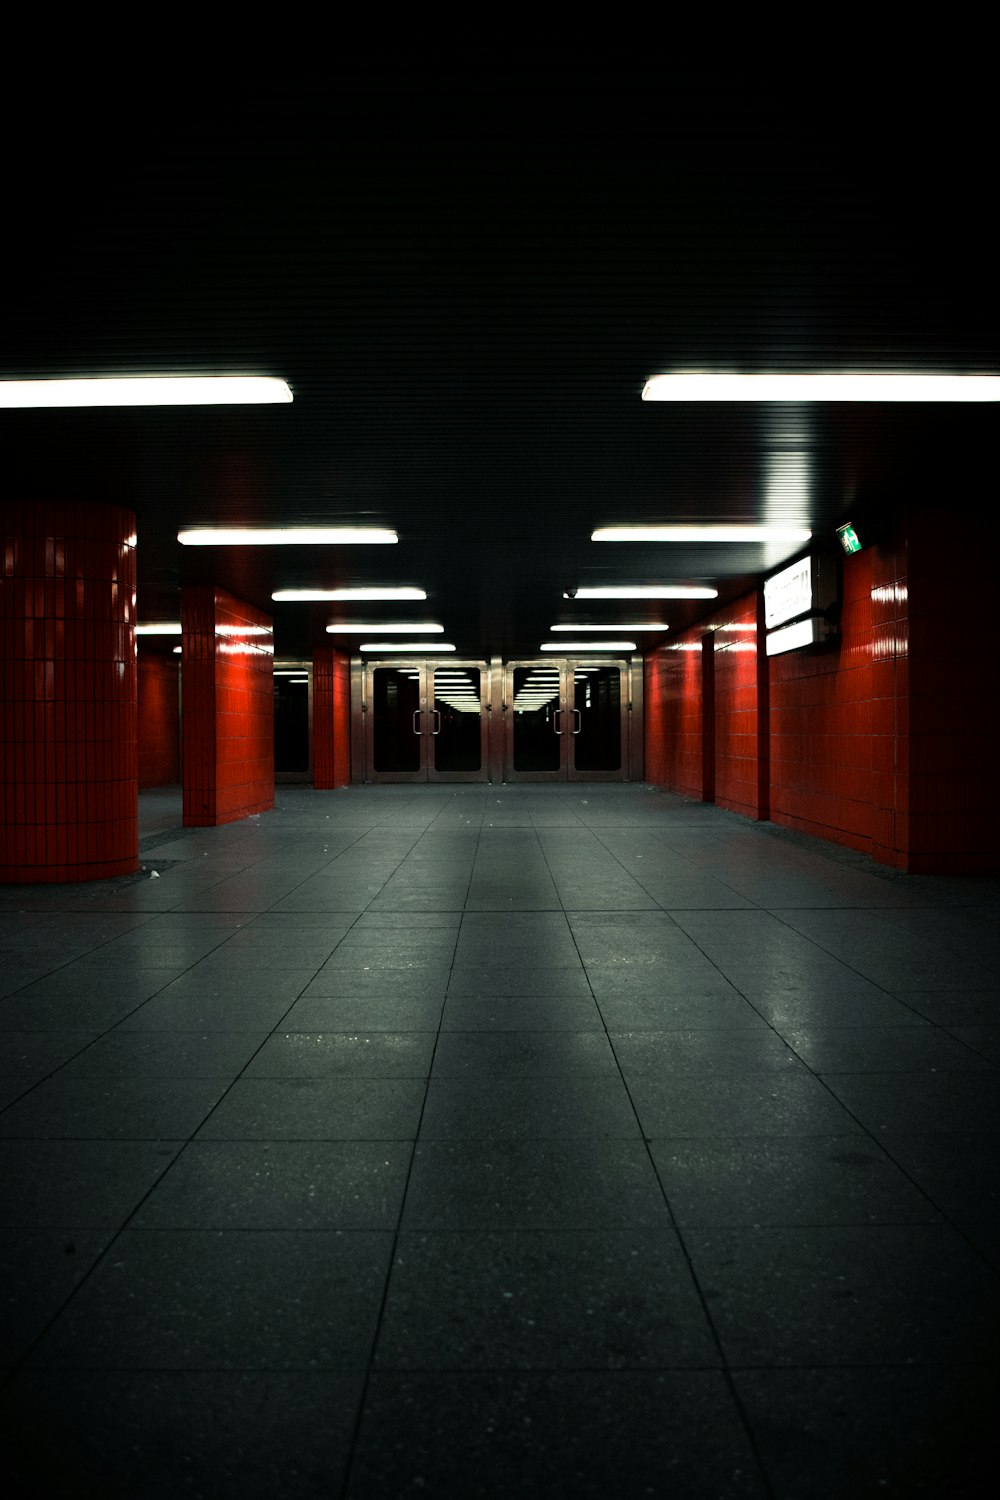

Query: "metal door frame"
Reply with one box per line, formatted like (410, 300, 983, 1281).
(353, 658, 491, 783)
(501, 657, 640, 783)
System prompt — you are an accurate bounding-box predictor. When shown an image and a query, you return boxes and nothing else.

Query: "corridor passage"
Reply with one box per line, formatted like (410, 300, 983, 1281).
(1, 785, 999, 1497)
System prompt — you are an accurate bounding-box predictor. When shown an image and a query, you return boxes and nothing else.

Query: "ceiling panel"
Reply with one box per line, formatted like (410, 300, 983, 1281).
(2, 66, 996, 659)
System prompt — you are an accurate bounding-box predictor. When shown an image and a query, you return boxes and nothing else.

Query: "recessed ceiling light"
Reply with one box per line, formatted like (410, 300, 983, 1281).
(359, 642, 456, 652)
(592, 526, 811, 543)
(564, 586, 718, 599)
(549, 623, 667, 632)
(641, 373, 1000, 402)
(136, 622, 182, 635)
(540, 641, 636, 651)
(179, 527, 396, 546)
(0, 376, 293, 407)
(325, 623, 442, 634)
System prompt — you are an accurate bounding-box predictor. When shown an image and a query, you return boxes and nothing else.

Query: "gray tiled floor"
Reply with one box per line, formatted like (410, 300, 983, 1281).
(1, 782, 999, 1497)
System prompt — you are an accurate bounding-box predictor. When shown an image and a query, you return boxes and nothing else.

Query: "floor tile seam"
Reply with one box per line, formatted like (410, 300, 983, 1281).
(336, 978, 451, 1500)
(552, 892, 743, 1385)
(585, 826, 722, 923)
(761, 907, 998, 995)
(768, 1064, 1000, 1261)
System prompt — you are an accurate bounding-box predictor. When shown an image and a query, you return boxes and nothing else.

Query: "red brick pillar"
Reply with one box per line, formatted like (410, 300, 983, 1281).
(181, 586, 275, 826)
(1, 499, 138, 882)
(312, 646, 351, 788)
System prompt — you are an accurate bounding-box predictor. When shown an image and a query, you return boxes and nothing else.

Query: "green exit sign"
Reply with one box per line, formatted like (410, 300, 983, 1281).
(837, 522, 862, 554)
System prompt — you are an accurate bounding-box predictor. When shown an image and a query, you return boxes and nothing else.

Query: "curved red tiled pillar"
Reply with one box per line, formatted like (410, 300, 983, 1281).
(1, 500, 138, 882)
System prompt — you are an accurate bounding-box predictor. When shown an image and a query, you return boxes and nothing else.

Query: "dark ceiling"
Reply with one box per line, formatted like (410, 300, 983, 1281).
(3, 64, 997, 660)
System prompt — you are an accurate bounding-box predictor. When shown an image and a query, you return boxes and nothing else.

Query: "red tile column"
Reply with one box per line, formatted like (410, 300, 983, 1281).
(1, 499, 138, 882)
(181, 586, 274, 827)
(312, 646, 351, 788)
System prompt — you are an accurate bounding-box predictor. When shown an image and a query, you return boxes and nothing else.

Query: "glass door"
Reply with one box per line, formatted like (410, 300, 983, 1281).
(364, 661, 489, 782)
(503, 659, 633, 782)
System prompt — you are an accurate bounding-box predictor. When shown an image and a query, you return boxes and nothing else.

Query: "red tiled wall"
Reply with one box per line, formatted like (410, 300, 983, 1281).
(768, 535, 908, 864)
(181, 586, 274, 827)
(904, 515, 996, 874)
(1, 499, 138, 882)
(137, 653, 181, 788)
(312, 647, 351, 789)
(713, 597, 766, 820)
(644, 597, 765, 815)
(643, 639, 704, 798)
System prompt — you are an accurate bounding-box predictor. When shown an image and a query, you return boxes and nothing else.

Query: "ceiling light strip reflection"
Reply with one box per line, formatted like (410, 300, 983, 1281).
(592, 526, 811, 543)
(359, 642, 456, 652)
(566, 586, 718, 599)
(273, 588, 426, 601)
(0, 376, 293, 407)
(180, 527, 397, 546)
(642, 373, 1000, 402)
(539, 641, 636, 651)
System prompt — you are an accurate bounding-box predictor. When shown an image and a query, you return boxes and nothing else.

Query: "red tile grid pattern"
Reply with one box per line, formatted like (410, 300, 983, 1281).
(180, 587, 275, 827)
(312, 647, 351, 789)
(643, 638, 705, 799)
(769, 537, 908, 866)
(712, 597, 766, 820)
(137, 653, 181, 789)
(1, 499, 138, 882)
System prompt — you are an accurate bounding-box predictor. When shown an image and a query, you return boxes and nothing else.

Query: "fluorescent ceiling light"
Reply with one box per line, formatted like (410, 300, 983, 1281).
(549, 623, 667, 633)
(180, 527, 396, 546)
(0, 376, 292, 407)
(592, 526, 811, 543)
(136, 622, 182, 635)
(273, 588, 426, 601)
(359, 642, 456, 652)
(565, 586, 718, 599)
(641, 374, 1000, 402)
(273, 669, 309, 676)
(540, 641, 636, 651)
(172, 646, 182, 654)
(325, 622, 442, 634)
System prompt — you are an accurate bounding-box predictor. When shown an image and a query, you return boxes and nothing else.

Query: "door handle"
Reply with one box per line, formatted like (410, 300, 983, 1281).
(412, 710, 423, 735)
(572, 708, 582, 734)
(553, 708, 563, 734)
(431, 709, 441, 735)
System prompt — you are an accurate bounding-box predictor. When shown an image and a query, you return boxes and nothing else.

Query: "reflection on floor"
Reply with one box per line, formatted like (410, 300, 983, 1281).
(1, 784, 999, 1497)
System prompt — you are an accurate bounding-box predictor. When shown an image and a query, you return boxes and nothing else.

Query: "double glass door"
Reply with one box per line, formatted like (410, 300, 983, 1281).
(504, 660, 632, 781)
(363, 661, 489, 782)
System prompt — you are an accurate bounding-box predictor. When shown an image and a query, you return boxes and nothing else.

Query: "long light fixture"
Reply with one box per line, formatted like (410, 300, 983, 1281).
(592, 526, 811, 543)
(325, 622, 442, 634)
(564, 586, 718, 599)
(180, 527, 396, 546)
(136, 622, 182, 635)
(641, 373, 1000, 402)
(540, 641, 636, 651)
(273, 587, 426, 601)
(0, 376, 293, 407)
(549, 623, 667, 633)
(359, 642, 456, 652)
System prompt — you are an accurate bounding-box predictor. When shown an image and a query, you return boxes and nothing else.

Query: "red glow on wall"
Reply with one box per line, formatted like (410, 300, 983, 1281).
(1, 499, 138, 882)
(313, 647, 351, 788)
(181, 587, 274, 827)
(138, 654, 180, 788)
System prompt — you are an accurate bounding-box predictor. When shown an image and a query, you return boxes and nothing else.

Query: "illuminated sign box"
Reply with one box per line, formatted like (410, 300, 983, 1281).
(763, 554, 838, 655)
(765, 617, 833, 656)
(764, 554, 837, 629)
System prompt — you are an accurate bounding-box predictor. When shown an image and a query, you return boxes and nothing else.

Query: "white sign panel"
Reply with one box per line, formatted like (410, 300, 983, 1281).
(764, 558, 814, 628)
